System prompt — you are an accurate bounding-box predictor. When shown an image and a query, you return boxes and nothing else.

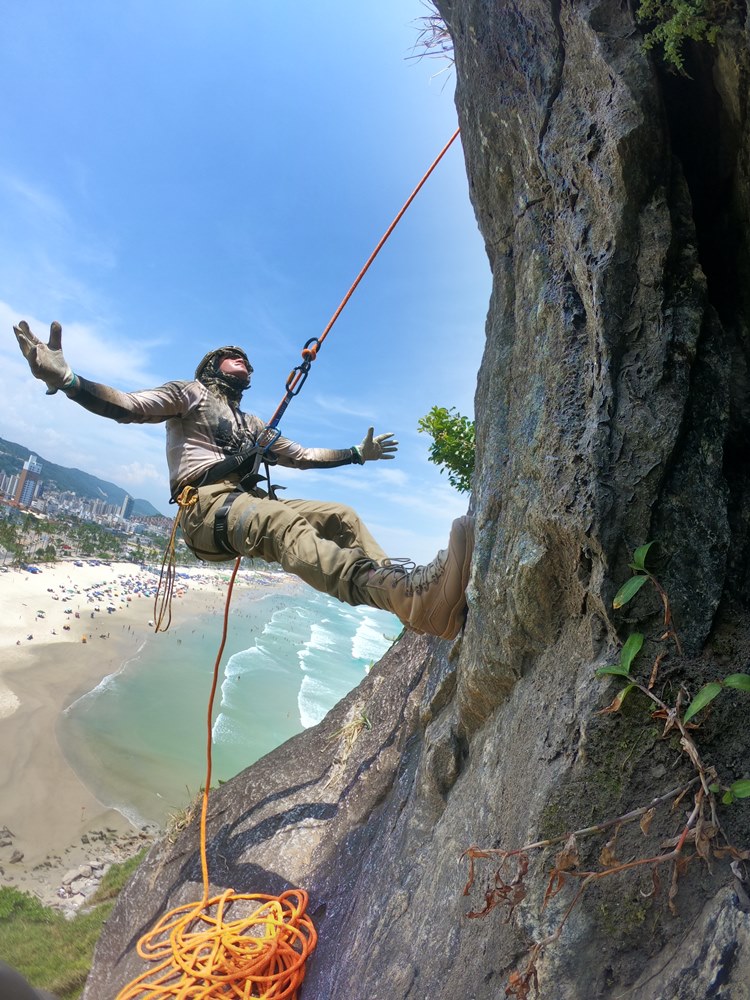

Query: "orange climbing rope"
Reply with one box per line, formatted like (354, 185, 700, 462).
(117, 557, 317, 999)
(119, 128, 461, 998)
(264, 126, 461, 432)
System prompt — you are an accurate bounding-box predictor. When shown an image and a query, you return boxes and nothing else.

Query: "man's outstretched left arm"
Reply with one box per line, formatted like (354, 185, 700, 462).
(270, 426, 399, 469)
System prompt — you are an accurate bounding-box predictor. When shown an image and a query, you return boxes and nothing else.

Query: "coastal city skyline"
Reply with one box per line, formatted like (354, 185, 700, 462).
(0, 451, 137, 525)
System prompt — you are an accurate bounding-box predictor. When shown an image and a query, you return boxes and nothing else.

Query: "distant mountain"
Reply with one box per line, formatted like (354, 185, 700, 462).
(0, 436, 166, 517)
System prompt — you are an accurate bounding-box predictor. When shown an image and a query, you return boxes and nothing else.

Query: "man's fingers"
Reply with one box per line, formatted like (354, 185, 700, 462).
(13, 322, 39, 359)
(377, 432, 398, 460)
(48, 321, 62, 352)
(376, 434, 398, 450)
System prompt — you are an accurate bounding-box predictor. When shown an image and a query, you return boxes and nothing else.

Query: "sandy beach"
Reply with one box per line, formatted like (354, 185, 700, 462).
(0, 558, 290, 912)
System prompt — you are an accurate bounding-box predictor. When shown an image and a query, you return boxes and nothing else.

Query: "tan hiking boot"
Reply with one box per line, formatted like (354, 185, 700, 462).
(366, 515, 474, 640)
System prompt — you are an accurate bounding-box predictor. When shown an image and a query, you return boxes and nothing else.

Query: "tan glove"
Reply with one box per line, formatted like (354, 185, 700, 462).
(13, 320, 76, 395)
(356, 427, 398, 462)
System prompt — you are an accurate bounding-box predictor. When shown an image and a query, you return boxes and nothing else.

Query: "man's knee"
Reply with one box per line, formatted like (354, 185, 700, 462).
(333, 502, 359, 525)
(227, 496, 295, 559)
(314, 502, 364, 539)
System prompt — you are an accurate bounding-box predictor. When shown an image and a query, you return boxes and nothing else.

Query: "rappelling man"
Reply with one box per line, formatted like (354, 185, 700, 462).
(14, 320, 473, 640)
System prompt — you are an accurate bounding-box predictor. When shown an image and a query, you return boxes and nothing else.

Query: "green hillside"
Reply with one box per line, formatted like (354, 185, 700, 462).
(0, 437, 165, 517)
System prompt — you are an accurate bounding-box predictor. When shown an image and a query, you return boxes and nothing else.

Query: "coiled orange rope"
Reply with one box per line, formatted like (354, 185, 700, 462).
(116, 557, 317, 999)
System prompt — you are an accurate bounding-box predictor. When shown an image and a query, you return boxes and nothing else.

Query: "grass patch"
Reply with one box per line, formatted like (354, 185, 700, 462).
(89, 849, 146, 903)
(0, 849, 147, 999)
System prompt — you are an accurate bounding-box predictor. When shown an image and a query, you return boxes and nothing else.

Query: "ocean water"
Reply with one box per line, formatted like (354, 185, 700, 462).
(58, 586, 399, 828)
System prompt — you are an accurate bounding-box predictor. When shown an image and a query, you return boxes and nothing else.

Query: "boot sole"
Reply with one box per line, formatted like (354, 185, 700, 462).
(438, 515, 474, 640)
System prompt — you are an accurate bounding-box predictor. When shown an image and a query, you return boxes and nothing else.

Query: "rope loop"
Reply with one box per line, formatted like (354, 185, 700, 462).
(153, 486, 200, 632)
(117, 889, 317, 998)
(301, 337, 320, 362)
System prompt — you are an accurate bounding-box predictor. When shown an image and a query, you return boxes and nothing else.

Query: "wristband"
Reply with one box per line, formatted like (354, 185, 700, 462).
(351, 446, 364, 465)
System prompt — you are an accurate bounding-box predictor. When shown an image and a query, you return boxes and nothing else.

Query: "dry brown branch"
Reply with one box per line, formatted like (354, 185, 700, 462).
(463, 778, 699, 880)
(463, 781, 740, 995)
(409, 1, 454, 65)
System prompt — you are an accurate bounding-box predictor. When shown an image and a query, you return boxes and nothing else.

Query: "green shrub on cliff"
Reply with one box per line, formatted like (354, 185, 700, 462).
(637, 0, 725, 72)
(418, 405, 475, 494)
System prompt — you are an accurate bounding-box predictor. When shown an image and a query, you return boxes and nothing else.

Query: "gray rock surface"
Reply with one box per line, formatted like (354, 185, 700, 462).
(85, 2, 750, 997)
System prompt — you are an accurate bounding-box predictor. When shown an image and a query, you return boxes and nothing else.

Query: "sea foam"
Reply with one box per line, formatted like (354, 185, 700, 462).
(59, 585, 398, 827)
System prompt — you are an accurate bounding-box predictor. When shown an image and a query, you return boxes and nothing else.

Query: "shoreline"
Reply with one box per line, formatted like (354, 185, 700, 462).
(0, 558, 299, 913)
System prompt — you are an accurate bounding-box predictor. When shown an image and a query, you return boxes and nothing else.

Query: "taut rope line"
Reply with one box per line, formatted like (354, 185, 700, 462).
(265, 126, 461, 433)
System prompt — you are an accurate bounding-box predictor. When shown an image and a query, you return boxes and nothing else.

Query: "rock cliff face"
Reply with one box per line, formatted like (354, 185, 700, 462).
(85, 3, 750, 998)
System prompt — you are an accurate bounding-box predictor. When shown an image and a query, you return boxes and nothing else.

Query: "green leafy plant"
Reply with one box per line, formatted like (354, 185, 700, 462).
(610, 540, 682, 661)
(710, 778, 750, 806)
(684, 671, 750, 722)
(637, 0, 726, 73)
(599, 543, 750, 833)
(605, 541, 750, 725)
(417, 405, 475, 494)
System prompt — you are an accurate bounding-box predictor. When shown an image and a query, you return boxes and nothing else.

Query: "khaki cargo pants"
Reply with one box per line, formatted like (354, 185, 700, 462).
(181, 480, 388, 607)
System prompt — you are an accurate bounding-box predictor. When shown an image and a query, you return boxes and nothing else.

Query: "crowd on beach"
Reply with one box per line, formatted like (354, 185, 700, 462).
(17, 566, 171, 645)
(8, 560, 285, 648)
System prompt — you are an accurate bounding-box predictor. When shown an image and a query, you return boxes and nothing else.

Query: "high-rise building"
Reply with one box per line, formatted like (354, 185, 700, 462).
(15, 454, 42, 509)
(120, 494, 134, 520)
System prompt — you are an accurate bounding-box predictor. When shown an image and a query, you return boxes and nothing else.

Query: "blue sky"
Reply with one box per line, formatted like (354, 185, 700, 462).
(0, 1, 490, 563)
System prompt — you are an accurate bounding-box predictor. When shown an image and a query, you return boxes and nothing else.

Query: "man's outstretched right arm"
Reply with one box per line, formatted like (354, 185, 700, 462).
(14, 320, 186, 423)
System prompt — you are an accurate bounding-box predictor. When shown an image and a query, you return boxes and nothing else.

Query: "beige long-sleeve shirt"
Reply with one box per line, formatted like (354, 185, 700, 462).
(67, 376, 359, 497)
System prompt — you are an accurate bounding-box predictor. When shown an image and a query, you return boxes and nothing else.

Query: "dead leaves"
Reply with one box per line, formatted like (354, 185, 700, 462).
(505, 963, 539, 1000)
(639, 807, 656, 836)
(542, 836, 580, 909)
(464, 850, 528, 921)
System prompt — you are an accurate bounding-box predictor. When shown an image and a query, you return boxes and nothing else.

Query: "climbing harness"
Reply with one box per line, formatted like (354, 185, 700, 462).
(135, 127, 460, 998)
(213, 490, 244, 555)
(192, 439, 283, 499)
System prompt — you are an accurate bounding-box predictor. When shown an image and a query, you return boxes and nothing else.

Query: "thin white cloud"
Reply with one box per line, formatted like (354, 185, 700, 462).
(0, 172, 69, 223)
(0, 300, 161, 388)
(0, 167, 119, 327)
(116, 462, 164, 486)
(372, 465, 409, 487)
(309, 393, 377, 420)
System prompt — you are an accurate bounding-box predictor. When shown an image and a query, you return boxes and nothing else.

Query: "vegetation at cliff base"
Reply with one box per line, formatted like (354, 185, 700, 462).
(0, 850, 146, 999)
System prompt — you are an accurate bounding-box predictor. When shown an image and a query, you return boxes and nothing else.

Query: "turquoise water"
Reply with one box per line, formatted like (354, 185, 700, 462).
(58, 586, 399, 827)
